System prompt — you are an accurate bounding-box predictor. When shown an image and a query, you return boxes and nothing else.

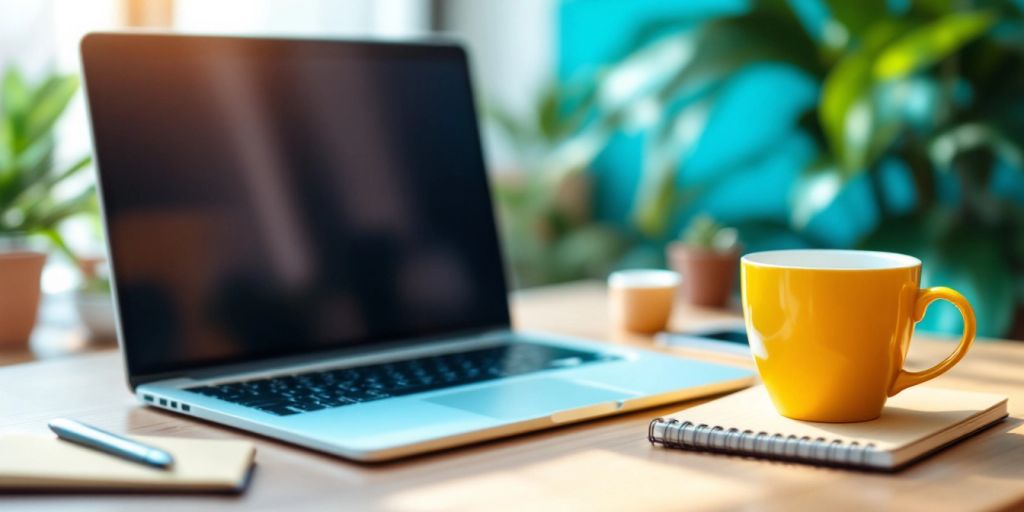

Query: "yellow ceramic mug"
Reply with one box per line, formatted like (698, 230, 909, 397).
(741, 250, 976, 422)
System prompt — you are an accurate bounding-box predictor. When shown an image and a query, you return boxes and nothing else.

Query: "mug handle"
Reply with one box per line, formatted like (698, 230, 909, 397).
(888, 287, 976, 396)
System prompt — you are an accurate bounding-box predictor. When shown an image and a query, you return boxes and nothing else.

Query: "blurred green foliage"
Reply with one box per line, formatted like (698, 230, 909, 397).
(492, 0, 1024, 336)
(488, 82, 630, 287)
(0, 67, 94, 259)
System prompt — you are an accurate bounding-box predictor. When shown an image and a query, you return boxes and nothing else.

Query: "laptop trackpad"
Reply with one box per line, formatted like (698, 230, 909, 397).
(425, 378, 634, 420)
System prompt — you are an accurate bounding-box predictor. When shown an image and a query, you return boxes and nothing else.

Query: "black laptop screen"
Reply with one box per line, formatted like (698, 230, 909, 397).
(81, 35, 511, 380)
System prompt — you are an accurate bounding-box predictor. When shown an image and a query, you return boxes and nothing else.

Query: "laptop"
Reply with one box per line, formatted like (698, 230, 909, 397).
(80, 33, 753, 461)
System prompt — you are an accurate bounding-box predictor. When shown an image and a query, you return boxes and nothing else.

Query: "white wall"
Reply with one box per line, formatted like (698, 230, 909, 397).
(174, 0, 431, 37)
(439, 0, 556, 170)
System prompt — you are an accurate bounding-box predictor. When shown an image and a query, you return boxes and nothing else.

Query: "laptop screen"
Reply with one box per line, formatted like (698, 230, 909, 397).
(82, 34, 511, 381)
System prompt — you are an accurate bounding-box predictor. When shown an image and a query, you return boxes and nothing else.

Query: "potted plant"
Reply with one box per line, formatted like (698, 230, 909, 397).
(667, 214, 740, 308)
(0, 67, 95, 347)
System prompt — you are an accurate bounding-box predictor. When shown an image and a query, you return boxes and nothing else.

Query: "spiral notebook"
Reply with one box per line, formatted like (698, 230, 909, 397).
(649, 386, 1007, 471)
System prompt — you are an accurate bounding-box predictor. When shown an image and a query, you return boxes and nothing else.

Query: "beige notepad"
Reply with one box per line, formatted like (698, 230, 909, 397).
(0, 434, 256, 492)
(649, 386, 1008, 470)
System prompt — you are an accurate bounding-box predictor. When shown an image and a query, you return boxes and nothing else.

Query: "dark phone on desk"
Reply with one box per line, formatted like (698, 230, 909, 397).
(657, 327, 750, 356)
(696, 330, 749, 345)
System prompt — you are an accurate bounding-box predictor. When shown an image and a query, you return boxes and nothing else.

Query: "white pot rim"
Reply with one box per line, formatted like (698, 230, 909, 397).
(608, 269, 682, 288)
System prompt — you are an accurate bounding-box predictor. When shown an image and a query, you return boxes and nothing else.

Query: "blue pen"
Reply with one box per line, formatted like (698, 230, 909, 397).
(48, 418, 175, 470)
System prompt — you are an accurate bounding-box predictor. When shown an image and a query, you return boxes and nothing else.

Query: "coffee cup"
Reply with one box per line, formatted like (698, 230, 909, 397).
(741, 249, 976, 422)
(608, 270, 681, 334)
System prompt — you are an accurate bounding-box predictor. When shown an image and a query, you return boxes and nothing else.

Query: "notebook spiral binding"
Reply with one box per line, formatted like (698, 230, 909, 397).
(648, 418, 878, 466)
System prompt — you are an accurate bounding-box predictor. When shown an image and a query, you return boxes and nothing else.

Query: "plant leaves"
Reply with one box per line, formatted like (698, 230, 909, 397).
(820, 19, 911, 173)
(874, 11, 997, 80)
(11, 153, 91, 213)
(789, 160, 845, 228)
(2, 68, 30, 130)
(39, 227, 78, 265)
(597, 32, 696, 114)
(22, 184, 97, 231)
(0, 135, 55, 208)
(822, 0, 889, 37)
(632, 96, 716, 236)
(928, 122, 1024, 170)
(0, 115, 11, 169)
(604, 2, 820, 132)
(821, 54, 874, 171)
(550, 223, 628, 281)
(23, 74, 79, 152)
(48, 154, 93, 188)
(483, 101, 533, 152)
(617, 3, 820, 237)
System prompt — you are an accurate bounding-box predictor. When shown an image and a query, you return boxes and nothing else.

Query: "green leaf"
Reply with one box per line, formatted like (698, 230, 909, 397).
(483, 102, 532, 151)
(928, 122, 1024, 170)
(790, 160, 845, 228)
(820, 19, 911, 173)
(0, 136, 55, 208)
(537, 91, 560, 141)
(617, 5, 820, 237)
(550, 224, 628, 281)
(539, 119, 616, 184)
(0, 114, 11, 167)
(908, 0, 956, 16)
(632, 96, 716, 236)
(23, 75, 79, 152)
(40, 227, 78, 265)
(47, 154, 92, 188)
(823, 0, 889, 37)
(874, 11, 997, 80)
(821, 53, 874, 171)
(11, 154, 92, 213)
(597, 32, 696, 114)
(23, 184, 96, 231)
(2, 68, 30, 129)
(606, 4, 819, 131)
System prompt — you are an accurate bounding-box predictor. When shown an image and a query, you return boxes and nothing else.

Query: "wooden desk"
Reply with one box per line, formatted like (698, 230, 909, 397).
(2, 281, 1023, 511)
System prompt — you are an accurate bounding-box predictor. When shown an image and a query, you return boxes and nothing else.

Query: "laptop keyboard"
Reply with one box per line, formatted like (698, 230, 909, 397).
(184, 342, 619, 416)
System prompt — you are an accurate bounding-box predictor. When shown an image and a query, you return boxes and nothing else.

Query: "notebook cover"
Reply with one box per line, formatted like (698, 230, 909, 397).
(0, 434, 256, 492)
(650, 386, 1008, 470)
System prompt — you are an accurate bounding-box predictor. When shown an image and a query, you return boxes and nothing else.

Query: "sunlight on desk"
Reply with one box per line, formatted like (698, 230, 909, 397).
(384, 449, 761, 512)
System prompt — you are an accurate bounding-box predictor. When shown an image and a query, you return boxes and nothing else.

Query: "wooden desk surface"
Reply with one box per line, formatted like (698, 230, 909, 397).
(2, 281, 1023, 511)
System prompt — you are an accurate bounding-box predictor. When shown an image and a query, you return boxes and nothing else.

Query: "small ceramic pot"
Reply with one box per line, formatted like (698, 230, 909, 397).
(73, 290, 118, 344)
(666, 242, 739, 309)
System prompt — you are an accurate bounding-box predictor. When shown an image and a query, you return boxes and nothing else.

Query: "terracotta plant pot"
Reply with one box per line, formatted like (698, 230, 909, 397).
(666, 242, 739, 309)
(0, 251, 46, 348)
